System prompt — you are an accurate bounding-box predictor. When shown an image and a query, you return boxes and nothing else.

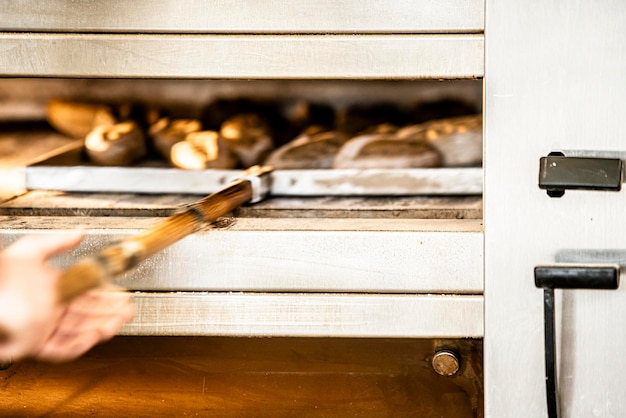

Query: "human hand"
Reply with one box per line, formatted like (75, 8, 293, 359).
(0, 232, 135, 363)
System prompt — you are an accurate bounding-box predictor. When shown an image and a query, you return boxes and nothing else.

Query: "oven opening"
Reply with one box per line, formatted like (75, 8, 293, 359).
(0, 78, 482, 220)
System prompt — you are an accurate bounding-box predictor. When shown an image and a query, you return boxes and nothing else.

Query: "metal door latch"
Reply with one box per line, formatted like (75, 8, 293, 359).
(539, 152, 623, 197)
(534, 264, 620, 418)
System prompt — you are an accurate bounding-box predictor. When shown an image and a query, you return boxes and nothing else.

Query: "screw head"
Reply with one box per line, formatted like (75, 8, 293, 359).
(432, 350, 460, 376)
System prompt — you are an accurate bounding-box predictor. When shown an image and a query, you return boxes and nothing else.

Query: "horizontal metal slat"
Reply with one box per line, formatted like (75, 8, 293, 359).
(0, 33, 484, 79)
(26, 142, 483, 196)
(121, 292, 484, 338)
(1, 0, 484, 34)
(26, 163, 483, 197)
(0, 217, 483, 293)
(1, 191, 483, 219)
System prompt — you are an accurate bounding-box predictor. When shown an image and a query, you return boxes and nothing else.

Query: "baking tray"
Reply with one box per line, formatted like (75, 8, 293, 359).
(25, 142, 482, 196)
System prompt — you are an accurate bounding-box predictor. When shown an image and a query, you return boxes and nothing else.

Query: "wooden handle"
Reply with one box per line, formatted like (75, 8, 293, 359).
(0, 179, 253, 350)
(0, 170, 266, 349)
(56, 179, 253, 304)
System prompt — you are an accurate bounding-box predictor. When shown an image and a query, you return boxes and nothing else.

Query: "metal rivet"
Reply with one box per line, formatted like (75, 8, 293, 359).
(432, 350, 460, 376)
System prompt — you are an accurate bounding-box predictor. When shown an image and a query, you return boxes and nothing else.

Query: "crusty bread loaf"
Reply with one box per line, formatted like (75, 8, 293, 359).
(148, 118, 202, 161)
(264, 129, 350, 169)
(333, 115, 481, 169)
(84, 121, 146, 166)
(267, 115, 481, 170)
(332, 133, 441, 169)
(397, 115, 482, 167)
(170, 131, 237, 170)
(220, 114, 274, 167)
(47, 100, 116, 139)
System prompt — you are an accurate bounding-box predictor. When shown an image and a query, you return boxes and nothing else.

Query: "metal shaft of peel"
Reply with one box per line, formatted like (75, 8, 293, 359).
(56, 179, 253, 304)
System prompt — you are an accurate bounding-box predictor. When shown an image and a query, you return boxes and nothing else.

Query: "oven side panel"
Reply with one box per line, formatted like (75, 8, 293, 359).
(485, 1, 626, 417)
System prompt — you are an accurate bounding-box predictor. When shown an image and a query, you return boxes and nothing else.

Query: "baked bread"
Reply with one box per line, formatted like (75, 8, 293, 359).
(264, 128, 350, 169)
(220, 113, 274, 167)
(84, 121, 146, 166)
(148, 118, 202, 161)
(332, 132, 441, 169)
(170, 131, 237, 170)
(334, 115, 482, 169)
(397, 115, 482, 167)
(47, 100, 116, 139)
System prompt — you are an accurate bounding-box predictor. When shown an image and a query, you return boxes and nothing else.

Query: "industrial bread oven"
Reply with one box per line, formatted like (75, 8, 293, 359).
(2, 1, 481, 417)
(1, 1, 622, 417)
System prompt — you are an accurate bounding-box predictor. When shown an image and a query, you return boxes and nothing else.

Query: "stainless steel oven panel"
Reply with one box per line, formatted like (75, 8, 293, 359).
(121, 293, 484, 338)
(0, 33, 483, 79)
(0, 217, 483, 294)
(1, 0, 484, 34)
(485, 0, 626, 416)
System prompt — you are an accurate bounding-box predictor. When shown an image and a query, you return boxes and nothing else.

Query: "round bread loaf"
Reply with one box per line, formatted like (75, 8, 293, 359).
(332, 133, 441, 169)
(148, 118, 202, 161)
(84, 121, 146, 166)
(170, 131, 237, 170)
(220, 114, 274, 167)
(264, 129, 349, 169)
(47, 100, 116, 139)
(397, 115, 482, 167)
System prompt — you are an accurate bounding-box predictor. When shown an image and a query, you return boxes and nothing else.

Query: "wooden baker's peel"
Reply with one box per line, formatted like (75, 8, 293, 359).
(0, 166, 269, 347)
(0, 165, 272, 349)
(57, 165, 273, 304)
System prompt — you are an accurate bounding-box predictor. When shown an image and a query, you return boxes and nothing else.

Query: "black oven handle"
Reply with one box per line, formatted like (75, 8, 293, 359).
(534, 264, 620, 418)
(538, 153, 623, 198)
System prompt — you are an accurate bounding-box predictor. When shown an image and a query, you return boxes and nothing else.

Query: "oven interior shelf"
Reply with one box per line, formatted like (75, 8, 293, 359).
(25, 141, 483, 196)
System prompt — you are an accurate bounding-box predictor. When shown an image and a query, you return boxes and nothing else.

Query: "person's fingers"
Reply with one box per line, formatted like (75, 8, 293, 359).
(64, 287, 132, 315)
(53, 291, 135, 335)
(0, 344, 20, 363)
(35, 302, 135, 362)
(0, 277, 65, 362)
(91, 305, 136, 342)
(0, 230, 94, 363)
(5, 230, 84, 262)
(34, 329, 104, 363)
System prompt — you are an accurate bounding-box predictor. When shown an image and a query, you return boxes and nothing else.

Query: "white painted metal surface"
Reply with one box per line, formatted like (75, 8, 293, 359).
(121, 292, 484, 338)
(0, 33, 484, 79)
(485, 1, 626, 417)
(0, 217, 483, 293)
(0, 0, 484, 33)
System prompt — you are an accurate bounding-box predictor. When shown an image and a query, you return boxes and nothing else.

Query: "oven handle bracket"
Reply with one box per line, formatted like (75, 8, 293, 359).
(538, 152, 623, 197)
(534, 264, 620, 418)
